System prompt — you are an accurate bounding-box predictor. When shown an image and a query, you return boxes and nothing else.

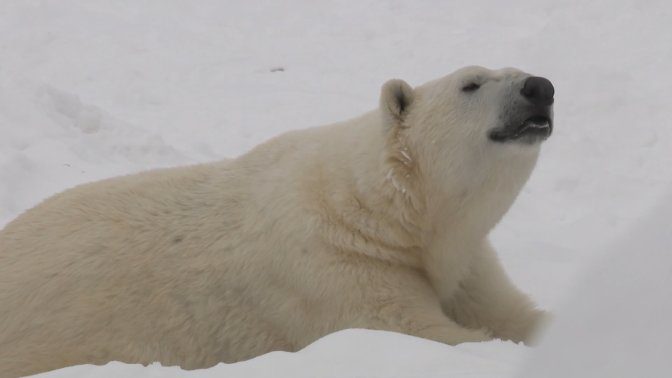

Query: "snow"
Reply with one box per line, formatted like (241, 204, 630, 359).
(33, 330, 529, 378)
(1, 0, 671, 377)
(518, 194, 672, 378)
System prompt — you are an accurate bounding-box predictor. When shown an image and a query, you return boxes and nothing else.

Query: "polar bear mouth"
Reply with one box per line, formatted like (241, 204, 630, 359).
(489, 115, 553, 143)
(514, 116, 553, 138)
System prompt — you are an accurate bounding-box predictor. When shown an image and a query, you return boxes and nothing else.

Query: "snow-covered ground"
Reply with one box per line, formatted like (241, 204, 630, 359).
(519, 194, 672, 377)
(1, 0, 671, 376)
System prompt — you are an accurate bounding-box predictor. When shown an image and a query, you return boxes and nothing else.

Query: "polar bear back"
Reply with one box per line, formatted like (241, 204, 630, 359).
(0, 113, 394, 373)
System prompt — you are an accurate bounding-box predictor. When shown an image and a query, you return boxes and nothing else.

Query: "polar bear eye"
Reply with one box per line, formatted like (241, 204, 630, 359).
(461, 82, 481, 92)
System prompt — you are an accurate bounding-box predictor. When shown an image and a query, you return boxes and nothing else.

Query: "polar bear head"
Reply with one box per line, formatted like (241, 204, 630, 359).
(379, 66, 554, 223)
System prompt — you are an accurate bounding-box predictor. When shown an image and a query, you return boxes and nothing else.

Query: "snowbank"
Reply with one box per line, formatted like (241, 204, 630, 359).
(33, 330, 527, 378)
(518, 193, 672, 378)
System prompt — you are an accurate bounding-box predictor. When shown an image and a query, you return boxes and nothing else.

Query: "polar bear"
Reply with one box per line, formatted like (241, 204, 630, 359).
(0, 66, 554, 377)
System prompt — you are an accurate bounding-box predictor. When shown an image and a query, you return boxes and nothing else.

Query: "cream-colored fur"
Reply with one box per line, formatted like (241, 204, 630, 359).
(0, 66, 548, 377)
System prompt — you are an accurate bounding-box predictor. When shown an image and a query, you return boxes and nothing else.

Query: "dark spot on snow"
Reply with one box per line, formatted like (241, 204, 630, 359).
(173, 236, 184, 244)
(270, 67, 285, 72)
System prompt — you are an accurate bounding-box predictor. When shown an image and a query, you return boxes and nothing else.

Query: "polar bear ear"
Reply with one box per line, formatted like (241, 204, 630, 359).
(380, 79, 415, 125)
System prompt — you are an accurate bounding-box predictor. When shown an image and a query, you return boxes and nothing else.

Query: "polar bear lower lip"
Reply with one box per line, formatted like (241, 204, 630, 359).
(488, 115, 552, 143)
(522, 115, 551, 129)
(515, 116, 552, 136)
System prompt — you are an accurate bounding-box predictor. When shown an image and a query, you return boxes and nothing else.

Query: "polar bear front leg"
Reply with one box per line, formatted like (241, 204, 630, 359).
(443, 240, 549, 344)
(360, 273, 493, 345)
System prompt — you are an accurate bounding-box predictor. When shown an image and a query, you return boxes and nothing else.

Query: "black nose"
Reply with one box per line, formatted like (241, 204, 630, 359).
(521, 76, 554, 106)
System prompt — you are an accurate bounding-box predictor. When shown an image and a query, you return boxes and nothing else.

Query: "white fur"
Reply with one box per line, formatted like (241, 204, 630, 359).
(0, 66, 547, 377)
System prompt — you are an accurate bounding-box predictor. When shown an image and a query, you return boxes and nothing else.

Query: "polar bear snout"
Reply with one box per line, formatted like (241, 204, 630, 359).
(488, 109, 553, 145)
(487, 75, 554, 145)
(521, 76, 554, 106)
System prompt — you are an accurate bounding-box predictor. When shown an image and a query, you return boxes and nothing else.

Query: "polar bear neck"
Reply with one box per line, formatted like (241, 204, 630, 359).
(342, 110, 540, 256)
(287, 112, 428, 267)
(421, 144, 540, 237)
(235, 111, 539, 268)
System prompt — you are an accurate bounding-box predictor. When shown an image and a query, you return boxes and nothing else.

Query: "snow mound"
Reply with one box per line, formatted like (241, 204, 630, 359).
(33, 330, 527, 378)
(517, 193, 672, 378)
